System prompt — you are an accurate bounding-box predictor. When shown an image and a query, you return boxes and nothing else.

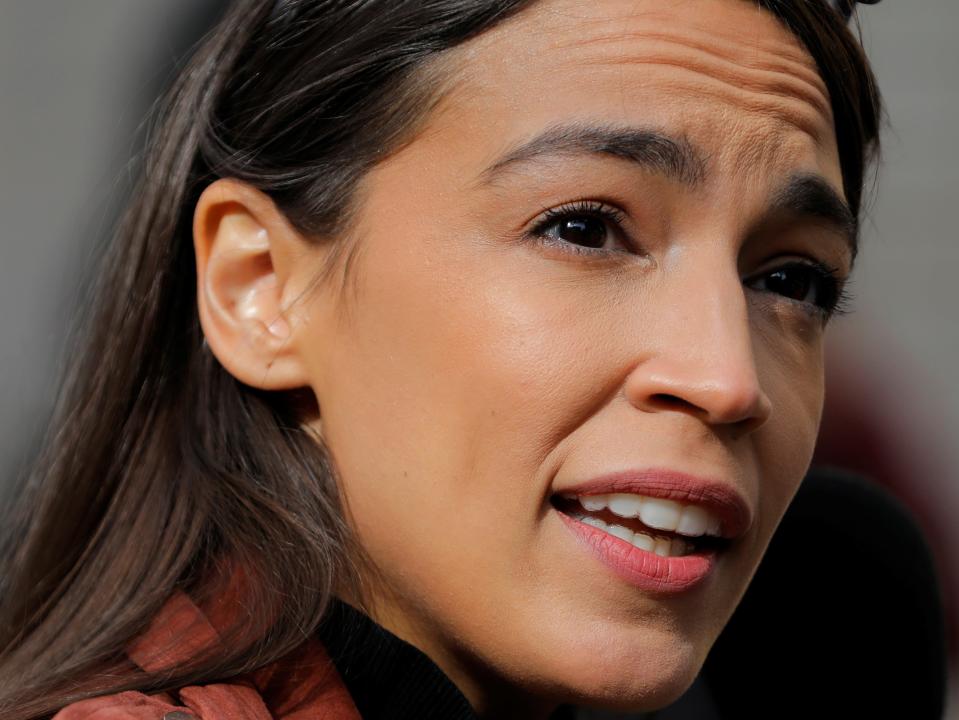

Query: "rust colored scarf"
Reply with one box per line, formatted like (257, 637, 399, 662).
(52, 587, 361, 720)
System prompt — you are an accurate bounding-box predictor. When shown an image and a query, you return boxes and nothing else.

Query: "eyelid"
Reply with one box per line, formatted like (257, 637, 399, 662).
(744, 258, 852, 322)
(524, 198, 637, 256)
(529, 199, 626, 229)
(748, 252, 846, 277)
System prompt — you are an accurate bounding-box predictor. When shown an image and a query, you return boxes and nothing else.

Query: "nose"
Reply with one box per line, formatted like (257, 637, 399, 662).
(622, 265, 772, 434)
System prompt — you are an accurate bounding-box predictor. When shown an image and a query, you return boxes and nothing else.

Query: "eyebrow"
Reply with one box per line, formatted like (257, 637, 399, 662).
(769, 173, 859, 261)
(477, 121, 857, 260)
(476, 122, 707, 187)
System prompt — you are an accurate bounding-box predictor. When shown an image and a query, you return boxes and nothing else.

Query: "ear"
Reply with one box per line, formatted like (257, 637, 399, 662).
(193, 178, 312, 390)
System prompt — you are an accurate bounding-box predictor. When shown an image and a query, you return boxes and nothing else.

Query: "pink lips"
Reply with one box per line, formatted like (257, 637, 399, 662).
(554, 469, 753, 594)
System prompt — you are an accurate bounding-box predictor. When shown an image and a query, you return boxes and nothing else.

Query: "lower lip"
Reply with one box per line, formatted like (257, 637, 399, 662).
(557, 511, 719, 594)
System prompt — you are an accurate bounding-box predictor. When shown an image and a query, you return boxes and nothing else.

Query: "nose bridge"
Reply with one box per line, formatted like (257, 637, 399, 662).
(625, 255, 771, 429)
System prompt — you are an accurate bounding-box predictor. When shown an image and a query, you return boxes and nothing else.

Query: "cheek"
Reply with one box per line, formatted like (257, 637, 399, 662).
(752, 319, 826, 536)
(311, 228, 624, 567)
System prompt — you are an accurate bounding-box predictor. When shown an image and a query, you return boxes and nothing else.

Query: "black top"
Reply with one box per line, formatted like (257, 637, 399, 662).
(317, 598, 481, 720)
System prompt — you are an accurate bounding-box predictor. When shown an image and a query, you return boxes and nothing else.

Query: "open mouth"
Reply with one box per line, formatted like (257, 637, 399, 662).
(551, 493, 731, 558)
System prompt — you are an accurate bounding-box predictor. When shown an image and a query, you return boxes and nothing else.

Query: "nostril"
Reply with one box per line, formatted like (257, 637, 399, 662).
(643, 389, 769, 431)
(648, 393, 696, 412)
(623, 357, 770, 429)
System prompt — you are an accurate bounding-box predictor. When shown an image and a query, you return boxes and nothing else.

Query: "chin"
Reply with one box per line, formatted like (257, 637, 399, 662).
(522, 622, 708, 713)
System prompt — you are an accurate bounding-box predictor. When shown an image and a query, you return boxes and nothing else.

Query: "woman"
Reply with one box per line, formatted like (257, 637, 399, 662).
(0, 0, 882, 717)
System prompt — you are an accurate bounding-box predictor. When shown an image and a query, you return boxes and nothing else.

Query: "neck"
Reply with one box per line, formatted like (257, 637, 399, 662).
(327, 594, 562, 720)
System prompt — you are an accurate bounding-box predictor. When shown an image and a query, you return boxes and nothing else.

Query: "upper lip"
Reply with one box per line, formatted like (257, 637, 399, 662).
(554, 468, 753, 540)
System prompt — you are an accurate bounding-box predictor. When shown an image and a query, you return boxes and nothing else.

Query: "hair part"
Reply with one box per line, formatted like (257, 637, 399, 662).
(0, 1, 881, 717)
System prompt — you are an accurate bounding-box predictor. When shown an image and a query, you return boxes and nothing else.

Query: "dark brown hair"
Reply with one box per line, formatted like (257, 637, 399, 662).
(0, 1, 881, 717)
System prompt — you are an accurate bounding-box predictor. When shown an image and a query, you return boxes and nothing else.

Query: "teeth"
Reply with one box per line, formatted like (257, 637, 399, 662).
(639, 498, 683, 533)
(580, 515, 608, 530)
(653, 538, 673, 557)
(607, 493, 644, 518)
(573, 493, 721, 538)
(580, 496, 607, 512)
(676, 505, 710, 536)
(574, 515, 692, 558)
(630, 532, 655, 552)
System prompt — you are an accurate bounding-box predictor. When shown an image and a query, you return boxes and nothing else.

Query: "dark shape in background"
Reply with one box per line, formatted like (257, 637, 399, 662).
(705, 466, 947, 718)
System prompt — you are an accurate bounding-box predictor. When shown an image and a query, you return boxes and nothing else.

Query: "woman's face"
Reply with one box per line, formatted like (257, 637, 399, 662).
(294, 0, 849, 713)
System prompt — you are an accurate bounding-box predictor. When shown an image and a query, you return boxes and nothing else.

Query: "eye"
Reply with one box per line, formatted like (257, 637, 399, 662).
(745, 260, 851, 320)
(526, 200, 631, 257)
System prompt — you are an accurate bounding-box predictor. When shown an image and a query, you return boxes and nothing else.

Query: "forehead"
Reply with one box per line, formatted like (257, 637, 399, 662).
(424, 0, 841, 194)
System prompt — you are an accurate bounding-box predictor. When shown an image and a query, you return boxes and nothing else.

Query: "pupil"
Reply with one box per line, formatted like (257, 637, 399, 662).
(560, 217, 606, 248)
(769, 268, 811, 301)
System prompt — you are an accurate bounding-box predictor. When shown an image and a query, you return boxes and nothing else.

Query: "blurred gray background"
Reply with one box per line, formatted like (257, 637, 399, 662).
(1, 1, 957, 714)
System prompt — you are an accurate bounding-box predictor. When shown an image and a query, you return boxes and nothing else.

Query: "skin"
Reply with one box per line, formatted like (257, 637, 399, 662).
(194, 0, 853, 716)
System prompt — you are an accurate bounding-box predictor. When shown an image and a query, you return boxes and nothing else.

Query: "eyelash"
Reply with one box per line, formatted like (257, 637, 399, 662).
(526, 199, 852, 322)
(745, 261, 853, 322)
(529, 200, 629, 258)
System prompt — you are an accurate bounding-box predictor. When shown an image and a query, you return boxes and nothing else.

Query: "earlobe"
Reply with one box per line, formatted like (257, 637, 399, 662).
(193, 179, 311, 391)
